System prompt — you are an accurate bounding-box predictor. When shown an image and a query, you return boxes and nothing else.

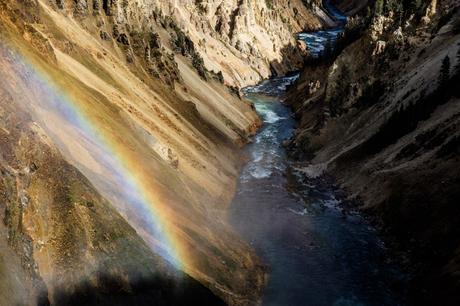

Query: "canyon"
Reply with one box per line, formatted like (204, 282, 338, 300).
(0, 0, 459, 305)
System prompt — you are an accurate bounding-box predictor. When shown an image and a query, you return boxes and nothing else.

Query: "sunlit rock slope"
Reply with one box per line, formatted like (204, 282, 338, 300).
(0, 0, 275, 304)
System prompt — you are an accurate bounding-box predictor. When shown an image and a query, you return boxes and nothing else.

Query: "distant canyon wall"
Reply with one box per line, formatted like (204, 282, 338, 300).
(86, 0, 332, 87)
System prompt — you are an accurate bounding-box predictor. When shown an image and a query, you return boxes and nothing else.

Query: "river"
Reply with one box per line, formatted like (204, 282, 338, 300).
(229, 3, 407, 306)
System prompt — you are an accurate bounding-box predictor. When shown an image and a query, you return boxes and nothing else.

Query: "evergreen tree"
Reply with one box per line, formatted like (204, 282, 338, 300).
(438, 55, 451, 88)
(375, 0, 385, 16)
(330, 65, 350, 116)
(402, 0, 422, 16)
(387, 0, 404, 24)
(454, 45, 460, 97)
(455, 44, 460, 78)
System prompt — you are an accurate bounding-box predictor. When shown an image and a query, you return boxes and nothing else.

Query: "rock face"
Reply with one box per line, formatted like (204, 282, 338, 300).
(0, 0, 333, 304)
(286, 0, 460, 304)
(0, 82, 225, 306)
(0, 0, 334, 303)
(151, 0, 331, 87)
(331, 0, 368, 15)
(86, 0, 331, 88)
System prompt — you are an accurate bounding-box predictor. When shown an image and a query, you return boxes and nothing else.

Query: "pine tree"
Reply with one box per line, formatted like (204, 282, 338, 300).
(387, 0, 403, 24)
(375, 0, 385, 16)
(438, 55, 451, 88)
(330, 65, 350, 116)
(455, 44, 460, 78)
(453, 45, 460, 97)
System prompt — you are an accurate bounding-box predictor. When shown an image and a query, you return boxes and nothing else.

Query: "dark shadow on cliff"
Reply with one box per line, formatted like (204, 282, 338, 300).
(52, 272, 226, 306)
(268, 43, 306, 77)
(319, 48, 460, 305)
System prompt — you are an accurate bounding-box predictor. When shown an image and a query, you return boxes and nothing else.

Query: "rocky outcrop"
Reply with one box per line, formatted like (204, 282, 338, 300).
(286, 0, 460, 304)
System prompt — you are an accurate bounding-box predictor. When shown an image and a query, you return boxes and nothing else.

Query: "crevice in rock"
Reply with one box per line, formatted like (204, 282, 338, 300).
(228, 0, 244, 41)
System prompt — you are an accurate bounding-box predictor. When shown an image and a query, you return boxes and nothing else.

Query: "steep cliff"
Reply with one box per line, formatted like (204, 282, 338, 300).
(0, 82, 225, 306)
(0, 0, 279, 304)
(43, 0, 336, 89)
(147, 0, 330, 87)
(286, 0, 460, 304)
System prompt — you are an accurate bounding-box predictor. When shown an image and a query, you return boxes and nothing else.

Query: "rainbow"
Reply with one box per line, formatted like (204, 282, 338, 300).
(0, 40, 184, 269)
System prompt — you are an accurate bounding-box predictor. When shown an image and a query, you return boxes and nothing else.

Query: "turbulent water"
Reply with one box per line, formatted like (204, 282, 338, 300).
(297, 1, 347, 57)
(230, 4, 407, 306)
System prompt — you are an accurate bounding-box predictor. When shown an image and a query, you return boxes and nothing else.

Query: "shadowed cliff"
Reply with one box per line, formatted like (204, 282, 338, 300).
(53, 273, 225, 306)
(285, 0, 460, 304)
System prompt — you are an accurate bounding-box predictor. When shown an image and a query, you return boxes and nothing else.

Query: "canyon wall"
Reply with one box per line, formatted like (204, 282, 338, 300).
(0, 0, 331, 304)
(0, 0, 337, 303)
(286, 0, 460, 304)
(38, 0, 336, 89)
(331, 0, 369, 15)
(0, 83, 225, 306)
(146, 0, 330, 87)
